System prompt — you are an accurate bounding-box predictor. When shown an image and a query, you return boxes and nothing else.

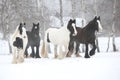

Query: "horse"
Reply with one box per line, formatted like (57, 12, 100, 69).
(25, 23, 41, 58)
(10, 23, 28, 64)
(66, 16, 103, 58)
(41, 19, 77, 59)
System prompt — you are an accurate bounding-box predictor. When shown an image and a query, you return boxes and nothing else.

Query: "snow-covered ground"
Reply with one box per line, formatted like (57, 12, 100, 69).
(0, 37, 120, 80)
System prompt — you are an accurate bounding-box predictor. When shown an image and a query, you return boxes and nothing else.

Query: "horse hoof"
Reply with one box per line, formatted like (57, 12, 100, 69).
(36, 56, 41, 58)
(30, 54, 35, 58)
(89, 52, 95, 56)
(54, 54, 58, 59)
(75, 54, 81, 57)
(84, 55, 90, 58)
(12, 61, 17, 64)
(66, 54, 71, 57)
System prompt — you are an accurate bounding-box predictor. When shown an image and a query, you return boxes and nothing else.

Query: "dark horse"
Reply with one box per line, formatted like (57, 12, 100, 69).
(25, 23, 41, 58)
(66, 16, 103, 58)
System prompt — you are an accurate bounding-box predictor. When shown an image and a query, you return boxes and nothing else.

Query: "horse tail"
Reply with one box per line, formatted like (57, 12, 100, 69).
(47, 33, 50, 42)
(41, 31, 49, 58)
(41, 40, 45, 57)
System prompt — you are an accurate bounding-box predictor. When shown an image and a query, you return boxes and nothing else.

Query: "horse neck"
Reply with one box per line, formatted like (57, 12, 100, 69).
(31, 30, 39, 35)
(67, 23, 71, 29)
(83, 21, 96, 33)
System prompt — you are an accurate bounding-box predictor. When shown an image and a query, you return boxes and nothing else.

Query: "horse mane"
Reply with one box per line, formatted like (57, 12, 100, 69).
(83, 18, 97, 31)
(11, 24, 22, 41)
(19, 23, 23, 35)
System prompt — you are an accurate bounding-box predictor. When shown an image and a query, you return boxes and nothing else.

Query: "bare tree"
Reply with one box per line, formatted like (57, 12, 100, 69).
(71, 0, 76, 19)
(59, 0, 63, 26)
(112, 0, 117, 51)
(106, 0, 117, 52)
(94, 0, 100, 52)
(0, 0, 16, 40)
(81, 0, 86, 52)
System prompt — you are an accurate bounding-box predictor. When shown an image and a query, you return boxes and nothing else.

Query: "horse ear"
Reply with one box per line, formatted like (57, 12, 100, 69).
(20, 23, 22, 26)
(24, 23, 26, 25)
(37, 23, 39, 26)
(73, 19, 76, 23)
(19, 23, 23, 34)
(98, 16, 100, 20)
(94, 16, 97, 20)
(70, 19, 72, 22)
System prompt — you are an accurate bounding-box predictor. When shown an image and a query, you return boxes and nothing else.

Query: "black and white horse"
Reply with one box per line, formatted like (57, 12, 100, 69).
(66, 16, 103, 58)
(10, 23, 28, 64)
(41, 19, 77, 59)
(25, 23, 41, 58)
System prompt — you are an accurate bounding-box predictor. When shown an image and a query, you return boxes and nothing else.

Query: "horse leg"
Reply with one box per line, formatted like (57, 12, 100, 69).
(58, 45, 64, 59)
(54, 45, 58, 58)
(90, 42, 96, 56)
(17, 49, 24, 63)
(12, 47, 17, 64)
(84, 43, 90, 58)
(24, 45, 29, 58)
(63, 45, 68, 58)
(75, 43, 81, 57)
(36, 45, 41, 58)
(66, 41, 74, 57)
(30, 46, 35, 58)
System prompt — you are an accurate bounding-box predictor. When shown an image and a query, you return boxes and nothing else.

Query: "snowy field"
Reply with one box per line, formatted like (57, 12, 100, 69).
(0, 37, 120, 80)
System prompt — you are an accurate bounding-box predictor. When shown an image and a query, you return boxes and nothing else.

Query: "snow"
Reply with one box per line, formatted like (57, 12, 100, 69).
(0, 37, 120, 80)
(0, 53, 120, 80)
(0, 40, 10, 54)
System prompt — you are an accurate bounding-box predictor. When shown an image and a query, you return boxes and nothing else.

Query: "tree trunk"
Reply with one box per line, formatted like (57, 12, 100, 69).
(59, 0, 63, 26)
(94, 0, 100, 52)
(71, 0, 76, 19)
(112, 34, 117, 51)
(106, 35, 110, 52)
(112, 0, 117, 52)
(96, 38, 100, 52)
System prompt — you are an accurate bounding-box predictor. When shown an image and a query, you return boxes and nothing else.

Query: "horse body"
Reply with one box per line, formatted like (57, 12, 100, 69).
(41, 19, 77, 59)
(47, 27, 70, 45)
(67, 16, 103, 58)
(25, 23, 41, 58)
(11, 23, 28, 64)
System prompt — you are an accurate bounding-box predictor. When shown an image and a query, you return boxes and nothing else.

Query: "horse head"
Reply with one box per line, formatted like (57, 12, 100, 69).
(67, 19, 77, 36)
(93, 16, 103, 32)
(32, 23, 40, 34)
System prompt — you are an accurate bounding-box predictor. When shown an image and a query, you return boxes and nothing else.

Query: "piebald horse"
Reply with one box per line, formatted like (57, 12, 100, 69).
(41, 19, 77, 59)
(10, 23, 28, 64)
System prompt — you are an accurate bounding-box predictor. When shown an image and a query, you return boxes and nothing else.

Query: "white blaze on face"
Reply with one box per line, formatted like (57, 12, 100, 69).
(97, 20, 103, 31)
(35, 26, 37, 29)
(72, 23, 77, 36)
(22, 27, 27, 38)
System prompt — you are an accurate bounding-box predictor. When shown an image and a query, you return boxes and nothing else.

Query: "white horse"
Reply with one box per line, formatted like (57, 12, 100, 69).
(41, 19, 77, 59)
(10, 23, 28, 64)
